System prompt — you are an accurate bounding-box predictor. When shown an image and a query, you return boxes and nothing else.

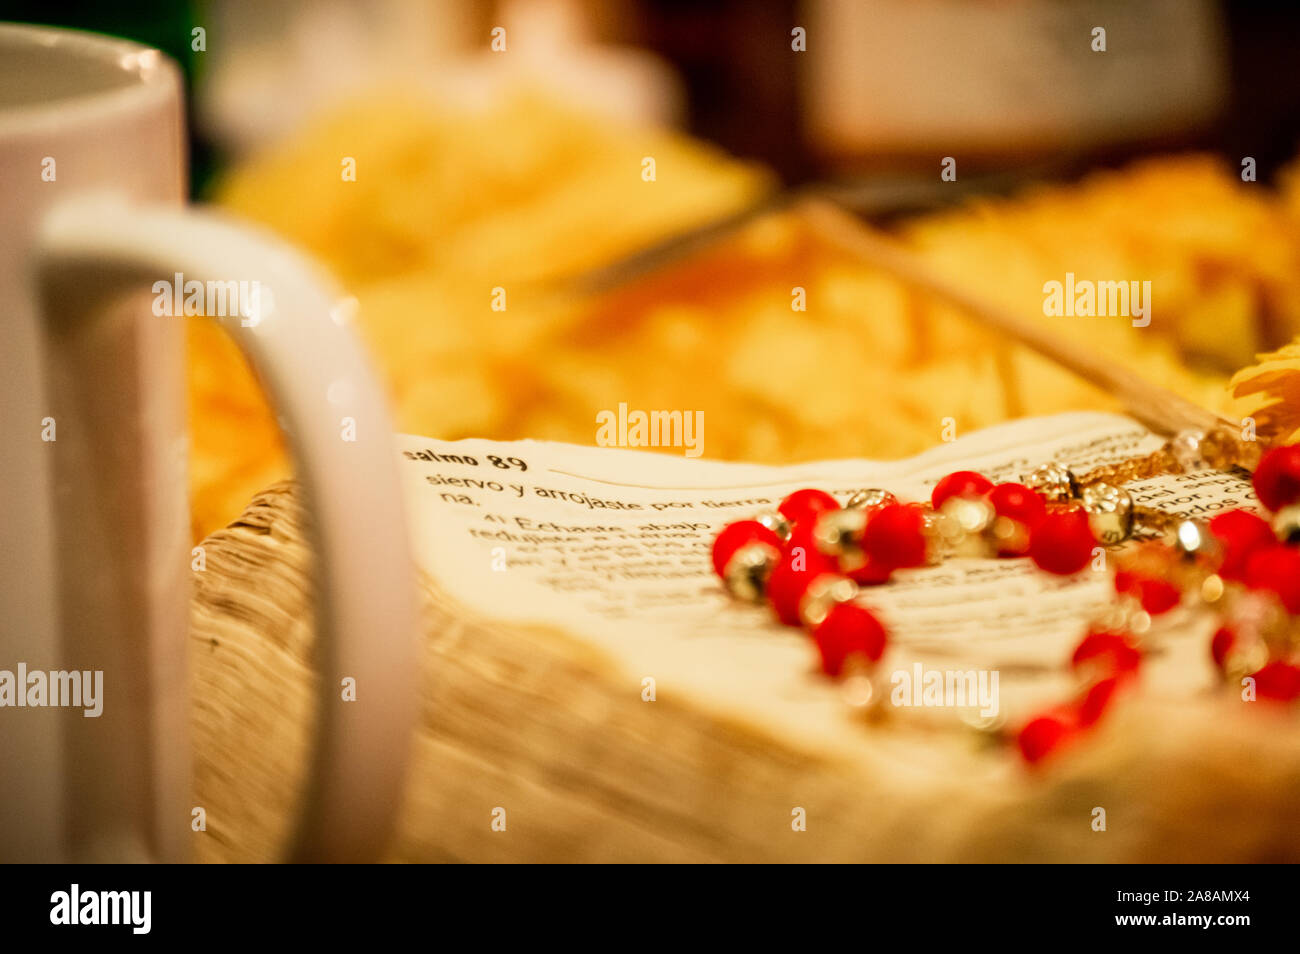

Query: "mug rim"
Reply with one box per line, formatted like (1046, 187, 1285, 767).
(0, 22, 180, 137)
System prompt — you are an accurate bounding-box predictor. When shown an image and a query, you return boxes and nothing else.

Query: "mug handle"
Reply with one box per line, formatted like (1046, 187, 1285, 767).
(36, 194, 419, 862)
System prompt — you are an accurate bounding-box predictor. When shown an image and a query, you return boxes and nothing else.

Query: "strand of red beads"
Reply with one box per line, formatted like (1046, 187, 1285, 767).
(710, 441, 1300, 763)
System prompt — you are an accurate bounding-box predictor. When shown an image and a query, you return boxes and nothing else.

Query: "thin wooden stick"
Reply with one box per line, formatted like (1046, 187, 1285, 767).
(798, 197, 1230, 438)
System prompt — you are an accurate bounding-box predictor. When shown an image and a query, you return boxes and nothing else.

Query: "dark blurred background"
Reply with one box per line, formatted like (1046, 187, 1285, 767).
(4, 0, 1299, 198)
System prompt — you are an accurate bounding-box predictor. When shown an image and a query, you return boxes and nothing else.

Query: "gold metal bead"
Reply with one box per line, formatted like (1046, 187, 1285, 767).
(960, 708, 1007, 738)
(811, 508, 867, 558)
(1172, 519, 1220, 562)
(1023, 462, 1079, 502)
(1127, 608, 1152, 636)
(755, 511, 791, 542)
(937, 495, 997, 558)
(1080, 481, 1133, 544)
(1200, 573, 1225, 604)
(840, 655, 888, 717)
(1226, 589, 1287, 638)
(963, 709, 1008, 749)
(722, 541, 779, 603)
(1273, 504, 1300, 546)
(798, 574, 859, 628)
(920, 509, 952, 564)
(840, 670, 877, 710)
(845, 488, 898, 511)
(941, 495, 995, 534)
(1223, 640, 1270, 685)
(1093, 595, 1150, 636)
(990, 515, 1031, 555)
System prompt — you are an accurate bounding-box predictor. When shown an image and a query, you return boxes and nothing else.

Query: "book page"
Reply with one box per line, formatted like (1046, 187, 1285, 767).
(396, 412, 1259, 760)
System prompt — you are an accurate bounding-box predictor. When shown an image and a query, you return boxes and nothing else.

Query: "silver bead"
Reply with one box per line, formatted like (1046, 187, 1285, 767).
(1080, 481, 1133, 544)
(1227, 590, 1285, 638)
(940, 495, 995, 534)
(1093, 597, 1151, 636)
(1172, 519, 1220, 561)
(1219, 592, 1279, 679)
(755, 511, 791, 542)
(845, 488, 898, 512)
(1170, 429, 1207, 473)
(920, 509, 951, 564)
(723, 541, 779, 603)
(840, 657, 889, 714)
(1023, 462, 1079, 502)
(1222, 638, 1270, 683)
(798, 574, 859, 628)
(989, 515, 1031, 555)
(936, 495, 997, 557)
(811, 507, 867, 558)
(1273, 504, 1300, 546)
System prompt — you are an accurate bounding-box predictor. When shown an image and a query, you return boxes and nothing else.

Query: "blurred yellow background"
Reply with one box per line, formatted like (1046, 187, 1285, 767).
(186, 93, 1300, 540)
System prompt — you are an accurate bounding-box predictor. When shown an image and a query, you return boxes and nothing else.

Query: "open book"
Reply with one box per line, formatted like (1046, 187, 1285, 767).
(192, 412, 1300, 862)
(399, 411, 1253, 753)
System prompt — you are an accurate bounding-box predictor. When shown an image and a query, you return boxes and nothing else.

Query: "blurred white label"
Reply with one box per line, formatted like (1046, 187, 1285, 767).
(803, 0, 1227, 154)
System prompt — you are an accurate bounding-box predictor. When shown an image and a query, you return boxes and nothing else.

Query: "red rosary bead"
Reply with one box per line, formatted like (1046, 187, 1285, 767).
(1071, 630, 1142, 676)
(811, 602, 888, 677)
(1210, 626, 1237, 671)
(1138, 579, 1180, 615)
(708, 440, 1300, 761)
(847, 558, 894, 586)
(1208, 509, 1276, 581)
(987, 482, 1047, 556)
(711, 519, 782, 578)
(1252, 444, 1300, 512)
(783, 518, 820, 557)
(1113, 570, 1180, 615)
(861, 503, 928, 571)
(767, 554, 837, 627)
(1243, 545, 1300, 614)
(931, 470, 993, 510)
(1078, 676, 1122, 728)
(777, 488, 840, 527)
(1252, 660, 1300, 703)
(1017, 713, 1075, 763)
(988, 482, 1046, 526)
(1028, 508, 1095, 575)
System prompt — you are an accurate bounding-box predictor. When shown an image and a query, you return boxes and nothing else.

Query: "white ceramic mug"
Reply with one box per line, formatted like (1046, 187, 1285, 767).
(0, 23, 418, 862)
